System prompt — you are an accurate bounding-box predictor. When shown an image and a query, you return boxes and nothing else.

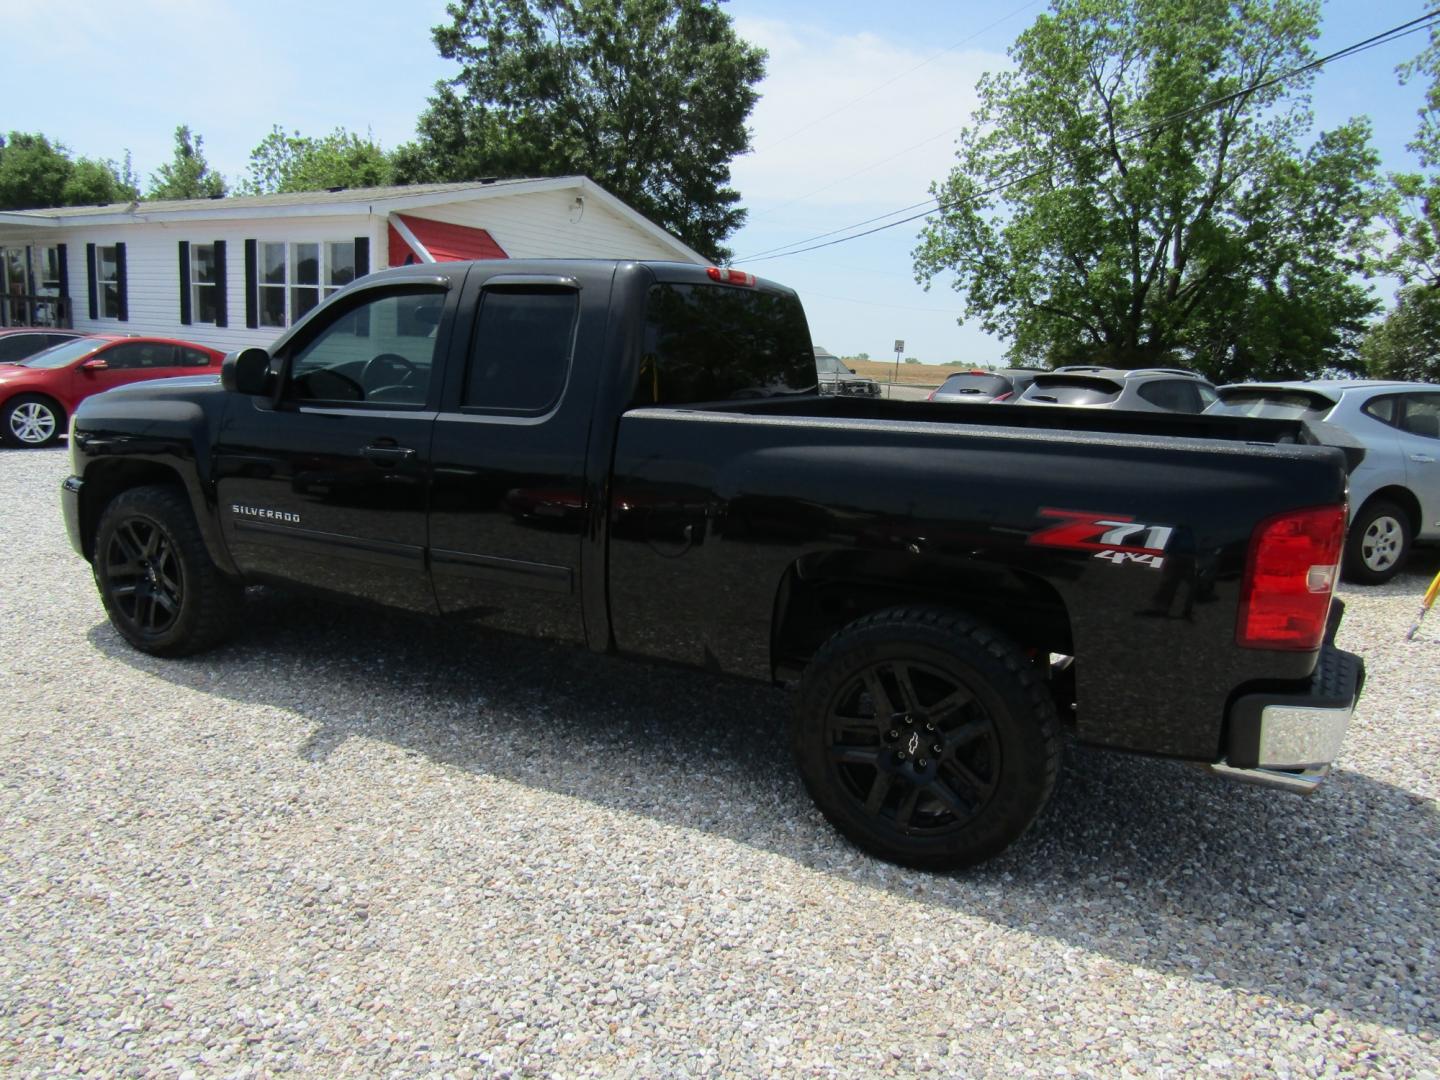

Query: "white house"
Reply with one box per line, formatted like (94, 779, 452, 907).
(0, 177, 707, 352)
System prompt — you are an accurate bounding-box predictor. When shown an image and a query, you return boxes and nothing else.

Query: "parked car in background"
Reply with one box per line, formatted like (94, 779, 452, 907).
(1017, 367, 1218, 414)
(1206, 380, 1440, 583)
(0, 335, 223, 447)
(0, 327, 86, 364)
(814, 346, 880, 398)
(927, 368, 1044, 403)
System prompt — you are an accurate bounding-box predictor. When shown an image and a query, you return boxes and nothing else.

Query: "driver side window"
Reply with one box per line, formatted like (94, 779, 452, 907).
(287, 288, 445, 405)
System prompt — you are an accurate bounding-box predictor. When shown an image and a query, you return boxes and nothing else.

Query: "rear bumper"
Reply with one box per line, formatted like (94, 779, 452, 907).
(60, 474, 85, 559)
(1209, 641, 1365, 794)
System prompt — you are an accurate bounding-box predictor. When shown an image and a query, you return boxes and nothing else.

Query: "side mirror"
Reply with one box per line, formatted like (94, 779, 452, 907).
(81, 358, 108, 371)
(221, 347, 274, 396)
(847, 367, 856, 374)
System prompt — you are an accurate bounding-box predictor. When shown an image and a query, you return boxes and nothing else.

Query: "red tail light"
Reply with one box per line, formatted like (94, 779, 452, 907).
(1237, 506, 1345, 650)
(926, 389, 937, 400)
(992, 391, 1012, 402)
(706, 267, 756, 286)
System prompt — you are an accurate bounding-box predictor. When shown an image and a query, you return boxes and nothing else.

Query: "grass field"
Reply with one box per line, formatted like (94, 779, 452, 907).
(843, 359, 981, 386)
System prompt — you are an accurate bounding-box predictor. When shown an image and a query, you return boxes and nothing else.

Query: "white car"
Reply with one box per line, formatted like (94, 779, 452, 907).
(1207, 380, 1440, 583)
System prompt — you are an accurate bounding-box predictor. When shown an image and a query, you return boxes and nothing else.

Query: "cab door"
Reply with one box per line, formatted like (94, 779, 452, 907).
(213, 278, 459, 612)
(427, 268, 610, 645)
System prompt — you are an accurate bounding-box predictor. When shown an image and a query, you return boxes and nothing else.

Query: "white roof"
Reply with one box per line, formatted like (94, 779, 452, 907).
(0, 176, 707, 264)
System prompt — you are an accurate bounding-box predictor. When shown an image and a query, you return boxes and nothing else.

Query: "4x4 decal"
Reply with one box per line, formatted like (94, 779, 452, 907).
(1028, 508, 1173, 555)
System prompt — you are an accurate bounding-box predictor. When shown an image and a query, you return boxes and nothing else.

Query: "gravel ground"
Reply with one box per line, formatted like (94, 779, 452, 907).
(0, 444, 1437, 1079)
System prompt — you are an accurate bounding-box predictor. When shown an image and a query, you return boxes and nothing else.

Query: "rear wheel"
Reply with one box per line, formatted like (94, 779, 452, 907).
(1344, 499, 1411, 585)
(2, 394, 64, 447)
(792, 607, 1060, 871)
(94, 485, 241, 656)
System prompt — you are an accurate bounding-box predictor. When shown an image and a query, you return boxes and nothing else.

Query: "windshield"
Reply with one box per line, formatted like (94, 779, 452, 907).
(19, 338, 106, 370)
(815, 355, 847, 375)
(1207, 390, 1334, 421)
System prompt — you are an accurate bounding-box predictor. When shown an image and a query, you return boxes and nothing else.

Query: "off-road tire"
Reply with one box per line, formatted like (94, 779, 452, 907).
(94, 485, 241, 656)
(793, 606, 1061, 871)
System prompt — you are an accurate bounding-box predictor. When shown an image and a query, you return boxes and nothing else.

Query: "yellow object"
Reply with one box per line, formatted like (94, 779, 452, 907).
(1406, 569, 1440, 641)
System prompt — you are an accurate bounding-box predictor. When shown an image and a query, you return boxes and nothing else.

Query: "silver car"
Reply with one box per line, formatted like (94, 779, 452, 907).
(928, 368, 1044, 403)
(1207, 380, 1440, 583)
(1016, 367, 1219, 413)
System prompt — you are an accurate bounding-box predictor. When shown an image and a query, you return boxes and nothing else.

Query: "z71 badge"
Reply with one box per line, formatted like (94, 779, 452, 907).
(1028, 508, 1173, 569)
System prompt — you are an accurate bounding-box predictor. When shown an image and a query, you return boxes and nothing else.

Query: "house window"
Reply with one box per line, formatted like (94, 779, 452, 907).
(190, 243, 219, 324)
(326, 241, 356, 297)
(258, 241, 358, 328)
(40, 247, 61, 293)
(97, 245, 121, 319)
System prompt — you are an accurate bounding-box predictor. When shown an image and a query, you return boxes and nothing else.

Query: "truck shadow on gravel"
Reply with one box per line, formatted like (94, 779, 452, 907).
(88, 587, 1438, 1039)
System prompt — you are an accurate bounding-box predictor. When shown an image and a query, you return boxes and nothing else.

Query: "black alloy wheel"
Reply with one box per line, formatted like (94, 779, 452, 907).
(824, 658, 1002, 836)
(793, 607, 1060, 870)
(103, 515, 185, 637)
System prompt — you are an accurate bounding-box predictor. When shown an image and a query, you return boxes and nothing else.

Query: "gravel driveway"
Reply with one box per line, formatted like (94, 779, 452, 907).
(1, 445, 1436, 1078)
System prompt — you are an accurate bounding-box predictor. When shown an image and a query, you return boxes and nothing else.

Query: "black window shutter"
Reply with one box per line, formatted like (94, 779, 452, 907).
(354, 236, 370, 278)
(86, 244, 98, 320)
(213, 240, 228, 327)
(115, 243, 128, 322)
(178, 241, 192, 325)
(244, 239, 258, 329)
(57, 244, 68, 299)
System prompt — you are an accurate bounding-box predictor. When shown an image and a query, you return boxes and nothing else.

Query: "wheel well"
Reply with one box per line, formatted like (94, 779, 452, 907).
(78, 462, 188, 561)
(771, 553, 1073, 679)
(1355, 486, 1420, 534)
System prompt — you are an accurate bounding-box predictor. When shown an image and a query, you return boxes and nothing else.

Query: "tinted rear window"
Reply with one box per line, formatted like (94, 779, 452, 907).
(635, 283, 816, 407)
(1025, 378, 1121, 405)
(1208, 391, 1333, 420)
(939, 374, 1009, 396)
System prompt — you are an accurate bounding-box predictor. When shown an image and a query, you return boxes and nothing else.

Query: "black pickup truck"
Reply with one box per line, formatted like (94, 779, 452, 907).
(61, 259, 1365, 869)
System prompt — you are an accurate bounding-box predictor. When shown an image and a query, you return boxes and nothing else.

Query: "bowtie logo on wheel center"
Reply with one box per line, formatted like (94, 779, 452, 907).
(885, 713, 941, 768)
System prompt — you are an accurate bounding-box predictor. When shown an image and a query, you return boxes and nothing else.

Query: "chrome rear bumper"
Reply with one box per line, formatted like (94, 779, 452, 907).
(1208, 642, 1364, 796)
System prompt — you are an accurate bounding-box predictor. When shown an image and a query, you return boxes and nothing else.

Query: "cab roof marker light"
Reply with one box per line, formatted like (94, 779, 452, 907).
(706, 267, 756, 287)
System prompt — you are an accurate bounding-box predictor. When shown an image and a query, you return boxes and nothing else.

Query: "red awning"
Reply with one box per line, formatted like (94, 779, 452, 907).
(387, 213, 507, 266)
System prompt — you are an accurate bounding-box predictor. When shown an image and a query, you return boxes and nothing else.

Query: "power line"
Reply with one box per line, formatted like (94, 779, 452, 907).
(736, 12, 1440, 265)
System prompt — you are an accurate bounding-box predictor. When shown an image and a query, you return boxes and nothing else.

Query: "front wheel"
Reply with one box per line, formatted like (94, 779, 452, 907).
(94, 485, 241, 656)
(792, 607, 1061, 871)
(1344, 499, 1412, 585)
(2, 394, 64, 447)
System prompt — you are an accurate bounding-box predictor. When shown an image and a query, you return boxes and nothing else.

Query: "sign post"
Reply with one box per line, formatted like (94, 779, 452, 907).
(891, 339, 905, 399)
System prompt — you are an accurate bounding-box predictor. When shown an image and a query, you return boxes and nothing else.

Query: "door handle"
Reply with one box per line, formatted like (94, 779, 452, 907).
(362, 444, 416, 464)
(1411, 454, 1436, 463)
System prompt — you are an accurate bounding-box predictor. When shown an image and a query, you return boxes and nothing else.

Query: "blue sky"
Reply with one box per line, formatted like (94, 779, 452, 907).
(8, 0, 1433, 363)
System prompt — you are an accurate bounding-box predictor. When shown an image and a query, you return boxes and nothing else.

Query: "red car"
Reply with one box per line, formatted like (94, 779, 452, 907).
(0, 335, 224, 447)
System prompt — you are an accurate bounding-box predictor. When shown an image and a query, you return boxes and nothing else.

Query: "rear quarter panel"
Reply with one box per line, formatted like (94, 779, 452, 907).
(608, 409, 1349, 760)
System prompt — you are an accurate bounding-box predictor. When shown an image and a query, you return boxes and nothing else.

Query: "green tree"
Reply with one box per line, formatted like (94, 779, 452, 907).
(913, 0, 1382, 380)
(1363, 286, 1440, 382)
(148, 125, 226, 200)
(240, 125, 393, 195)
(1379, 2, 1440, 287)
(0, 132, 137, 209)
(394, 0, 766, 261)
